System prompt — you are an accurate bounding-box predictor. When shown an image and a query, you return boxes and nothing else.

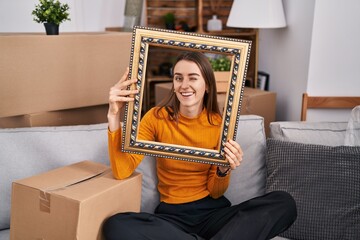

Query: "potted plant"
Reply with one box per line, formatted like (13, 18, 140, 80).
(163, 12, 175, 30)
(32, 0, 70, 35)
(209, 56, 231, 85)
(209, 56, 231, 72)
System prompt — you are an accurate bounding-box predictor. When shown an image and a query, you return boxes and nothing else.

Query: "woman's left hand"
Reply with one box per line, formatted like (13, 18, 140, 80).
(219, 140, 244, 173)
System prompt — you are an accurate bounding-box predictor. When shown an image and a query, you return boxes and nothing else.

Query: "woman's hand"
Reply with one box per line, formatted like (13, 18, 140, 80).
(218, 140, 244, 174)
(108, 67, 139, 131)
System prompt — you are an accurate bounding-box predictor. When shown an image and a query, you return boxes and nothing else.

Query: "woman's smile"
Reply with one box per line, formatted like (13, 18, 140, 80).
(180, 91, 195, 97)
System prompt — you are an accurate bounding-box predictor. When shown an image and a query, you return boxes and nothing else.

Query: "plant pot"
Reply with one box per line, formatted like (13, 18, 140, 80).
(214, 71, 231, 93)
(165, 22, 175, 30)
(214, 71, 231, 83)
(44, 23, 59, 35)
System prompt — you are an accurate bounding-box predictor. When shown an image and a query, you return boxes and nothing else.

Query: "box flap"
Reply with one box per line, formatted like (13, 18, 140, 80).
(54, 171, 141, 201)
(243, 87, 273, 97)
(14, 160, 109, 191)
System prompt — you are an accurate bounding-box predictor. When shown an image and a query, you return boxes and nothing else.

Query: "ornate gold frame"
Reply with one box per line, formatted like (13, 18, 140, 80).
(122, 26, 251, 166)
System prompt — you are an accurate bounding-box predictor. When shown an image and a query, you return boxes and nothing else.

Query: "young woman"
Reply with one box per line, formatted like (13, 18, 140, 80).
(104, 52, 297, 240)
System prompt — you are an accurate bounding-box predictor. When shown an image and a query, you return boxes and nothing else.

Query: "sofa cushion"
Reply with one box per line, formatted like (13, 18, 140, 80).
(0, 123, 109, 230)
(266, 139, 360, 240)
(0, 229, 9, 240)
(136, 155, 159, 213)
(225, 115, 267, 205)
(270, 121, 348, 146)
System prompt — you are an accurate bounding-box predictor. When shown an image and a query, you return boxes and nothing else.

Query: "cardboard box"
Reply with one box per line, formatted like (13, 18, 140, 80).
(10, 161, 142, 240)
(0, 104, 111, 128)
(243, 87, 276, 136)
(218, 87, 276, 136)
(0, 32, 132, 118)
(155, 83, 276, 135)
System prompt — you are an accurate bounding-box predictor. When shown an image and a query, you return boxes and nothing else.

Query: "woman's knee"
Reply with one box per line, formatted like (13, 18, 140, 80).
(270, 191, 296, 208)
(103, 213, 137, 240)
(267, 191, 297, 221)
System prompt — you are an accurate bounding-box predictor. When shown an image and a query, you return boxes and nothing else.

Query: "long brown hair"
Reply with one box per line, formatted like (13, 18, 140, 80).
(156, 51, 221, 124)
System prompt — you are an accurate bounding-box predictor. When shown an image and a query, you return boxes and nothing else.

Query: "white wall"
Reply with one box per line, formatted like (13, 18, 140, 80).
(0, 0, 126, 32)
(306, 0, 360, 121)
(258, 0, 315, 121)
(259, 0, 360, 121)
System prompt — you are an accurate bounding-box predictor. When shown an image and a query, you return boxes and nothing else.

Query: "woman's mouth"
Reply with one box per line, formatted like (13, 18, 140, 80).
(180, 92, 194, 97)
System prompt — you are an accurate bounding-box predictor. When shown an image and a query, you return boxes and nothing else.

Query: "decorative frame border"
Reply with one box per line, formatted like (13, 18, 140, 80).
(122, 26, 251, 166)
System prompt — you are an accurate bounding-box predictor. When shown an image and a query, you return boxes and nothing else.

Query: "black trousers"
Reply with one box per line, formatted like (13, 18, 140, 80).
(103, 191, 297, 240)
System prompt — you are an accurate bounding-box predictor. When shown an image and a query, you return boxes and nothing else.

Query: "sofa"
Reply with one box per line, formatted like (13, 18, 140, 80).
(1, 115, 358, 240)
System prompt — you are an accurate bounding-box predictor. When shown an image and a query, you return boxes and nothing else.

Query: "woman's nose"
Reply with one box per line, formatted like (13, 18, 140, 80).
(180, 79, 190, 88)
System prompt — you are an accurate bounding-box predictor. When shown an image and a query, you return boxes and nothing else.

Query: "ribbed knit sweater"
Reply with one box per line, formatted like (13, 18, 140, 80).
(108, 107, 230, 204)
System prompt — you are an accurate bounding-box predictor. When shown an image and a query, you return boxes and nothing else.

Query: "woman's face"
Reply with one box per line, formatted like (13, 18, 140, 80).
(173, 60, 208, 117)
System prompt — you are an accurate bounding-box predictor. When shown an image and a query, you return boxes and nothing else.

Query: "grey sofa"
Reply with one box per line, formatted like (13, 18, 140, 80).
(1, 115, 356, 240)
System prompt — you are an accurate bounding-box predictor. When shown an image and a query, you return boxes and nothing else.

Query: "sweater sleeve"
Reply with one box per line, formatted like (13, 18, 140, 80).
(108, 109, 157, 180)
(108, 128, 144, 179)
(207, 165, 230, 199)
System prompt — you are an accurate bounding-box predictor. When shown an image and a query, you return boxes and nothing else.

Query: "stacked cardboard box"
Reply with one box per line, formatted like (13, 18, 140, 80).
(0, 104, 111, 128)
(0, 32, 132, 128)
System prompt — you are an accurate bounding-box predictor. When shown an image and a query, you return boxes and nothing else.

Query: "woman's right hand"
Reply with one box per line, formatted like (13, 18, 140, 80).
(108, 67, 139, 131)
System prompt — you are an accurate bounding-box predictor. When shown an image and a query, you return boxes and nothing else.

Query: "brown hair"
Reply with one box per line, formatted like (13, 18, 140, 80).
(156, 51, 221, 124)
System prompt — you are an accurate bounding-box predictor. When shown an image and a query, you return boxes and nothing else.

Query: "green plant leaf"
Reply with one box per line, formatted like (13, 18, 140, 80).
(32, 0, 70, 25)
(208, 56, 231, 71)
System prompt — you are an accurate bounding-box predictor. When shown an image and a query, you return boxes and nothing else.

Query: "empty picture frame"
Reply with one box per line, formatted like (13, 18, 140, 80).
(122, 26, 251, 166)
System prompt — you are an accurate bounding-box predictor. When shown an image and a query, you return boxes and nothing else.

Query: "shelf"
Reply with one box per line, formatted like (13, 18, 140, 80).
(144, 0, 258, 88)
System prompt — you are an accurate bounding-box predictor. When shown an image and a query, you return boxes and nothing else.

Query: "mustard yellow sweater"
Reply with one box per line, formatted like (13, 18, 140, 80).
(108, 107, 230, 204)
